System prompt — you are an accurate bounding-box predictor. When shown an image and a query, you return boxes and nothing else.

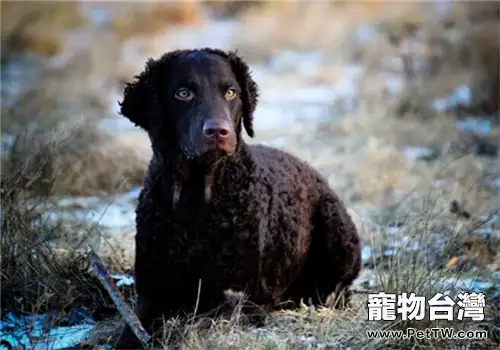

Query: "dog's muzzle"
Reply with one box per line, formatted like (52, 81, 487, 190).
(200, 119, 235, 155)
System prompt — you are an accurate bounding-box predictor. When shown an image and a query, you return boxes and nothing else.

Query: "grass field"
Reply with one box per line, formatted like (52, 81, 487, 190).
(1, 1, 498, 349)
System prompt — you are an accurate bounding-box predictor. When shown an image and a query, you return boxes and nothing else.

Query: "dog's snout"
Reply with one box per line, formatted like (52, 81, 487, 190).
(199, 119, 235, 156)
(203, 120, 231, 139)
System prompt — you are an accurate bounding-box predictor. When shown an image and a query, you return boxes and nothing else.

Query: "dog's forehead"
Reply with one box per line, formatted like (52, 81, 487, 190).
(184, 50, 210, 62)
(179, 51, 234, 77)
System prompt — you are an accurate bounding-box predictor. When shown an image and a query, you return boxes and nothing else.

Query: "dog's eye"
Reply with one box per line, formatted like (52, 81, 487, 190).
(224, 88, 236, 100)
(175, 88, 193, 100)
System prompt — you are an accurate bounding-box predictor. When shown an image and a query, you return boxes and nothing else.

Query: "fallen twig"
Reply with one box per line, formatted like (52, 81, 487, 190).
(88, 247, 151, 348)
(351, 288, 373, 294)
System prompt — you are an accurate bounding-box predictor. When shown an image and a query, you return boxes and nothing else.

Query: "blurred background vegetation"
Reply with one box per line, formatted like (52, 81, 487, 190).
(1, 1, 498, 195)
(1, 1, 499, 348)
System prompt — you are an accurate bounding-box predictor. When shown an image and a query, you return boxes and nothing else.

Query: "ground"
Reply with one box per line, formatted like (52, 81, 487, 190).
(0, 1, 499, 349)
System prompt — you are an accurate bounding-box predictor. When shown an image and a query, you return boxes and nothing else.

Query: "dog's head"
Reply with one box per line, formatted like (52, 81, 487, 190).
(119, 48, 259, 165)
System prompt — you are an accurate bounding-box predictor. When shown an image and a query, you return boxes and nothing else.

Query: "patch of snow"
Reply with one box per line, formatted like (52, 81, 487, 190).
(153, 19, 238, 52)
(386, 226, 401, 235)
(81, 3, 112, 24)
(261, 85, 336, 105)
(393, 235, 420, 252)
(403, 146, 435, 162)
(435, 278, 500, 298)
(1, 135, 14, 156)
(362, 231, 424, 266)
(455, 117, 494, 135)
(433, 0, 454, 17)
(40, 192, 139, 235)
(252, 102, 331, 134)
(260, 137, 288, 149)
(296, 335, 317, 345)
(384, 74, 405, 96)
(246, 65, 272, 86)
(33, 325, 93, 350)
(105, 89, 126, 119)
(432, 179, 455, 190)
(361, 245, 373, 264)
(382, 248, 398, 256)
(431, 85, 471, 112)
(98, 120, 146, 141)
(250, 62, 365, 133)
(333, 65, 364, 112)
(0, 54, 41, 109)
(475, 214, 500, 239)
(355, 24, 377, 44)
(0, 312, 94, 350)
(122, 187, 142, 202)
(111, 274, 135, 287)
(42, 201, 135, 232)
(268, 50, 325, 76)
(486, 177, 500, 189)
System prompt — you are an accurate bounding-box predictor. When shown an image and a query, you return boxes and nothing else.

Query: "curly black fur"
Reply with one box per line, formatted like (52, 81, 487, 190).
(114, 48, 361, 349)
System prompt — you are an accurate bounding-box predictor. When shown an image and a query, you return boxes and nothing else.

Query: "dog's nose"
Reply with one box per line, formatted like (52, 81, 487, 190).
(202, 120, 231, 139)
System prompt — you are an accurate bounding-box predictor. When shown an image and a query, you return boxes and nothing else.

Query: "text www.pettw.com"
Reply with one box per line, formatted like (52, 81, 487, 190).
(366, 328, 488, 340)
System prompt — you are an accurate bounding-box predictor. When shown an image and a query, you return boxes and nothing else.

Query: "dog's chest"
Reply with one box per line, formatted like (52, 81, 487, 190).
(172, 195, 258, 241)
(149, 184, 261, 249)
(148, 193, 262, 285)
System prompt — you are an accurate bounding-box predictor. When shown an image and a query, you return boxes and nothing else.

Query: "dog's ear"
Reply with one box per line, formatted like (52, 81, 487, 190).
(120, 50, 188, 131)
(227, 51, 259, 138)
(204, 48, 259, 138)
(118, 58, 159, 130)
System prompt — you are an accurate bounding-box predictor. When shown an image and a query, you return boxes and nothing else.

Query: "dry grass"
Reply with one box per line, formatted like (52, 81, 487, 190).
(152, 162, 498, 349)
(1, 116, 148, 197)
(0, 127, 140, 347)
(92, 198, 498, 349)
(1, 41, 150, 196)
(0, 1, 87, 61)
(108, 2, 204, 42)
(1, 2, 209, 197)
(231, 1, 386, 62)
(3, 109, 499, 350)
(354, 2, 499, 118)
(0, 2, 205, 62)
(1, 2, 498, 348)
(0, 142, 114, 318)
(166, 298, 495, 349)
(234, 1, 500, 116)
(77, 103, 499, 349)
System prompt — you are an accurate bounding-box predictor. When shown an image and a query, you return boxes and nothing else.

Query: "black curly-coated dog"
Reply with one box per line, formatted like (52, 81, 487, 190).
(115, 48, 361, 348)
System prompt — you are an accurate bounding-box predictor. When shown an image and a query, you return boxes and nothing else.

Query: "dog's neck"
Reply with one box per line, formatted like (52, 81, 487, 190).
(155, 142, 249, 211)
(171, 158, 222, 210)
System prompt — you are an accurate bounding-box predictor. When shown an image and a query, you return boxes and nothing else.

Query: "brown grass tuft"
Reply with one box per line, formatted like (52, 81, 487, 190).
(109, 3, 204, 42)
(2, 118, 149, 197)
(0, 146, 112, 318)
(1, 1, 86, 61)
(234, 2, 500, 116)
